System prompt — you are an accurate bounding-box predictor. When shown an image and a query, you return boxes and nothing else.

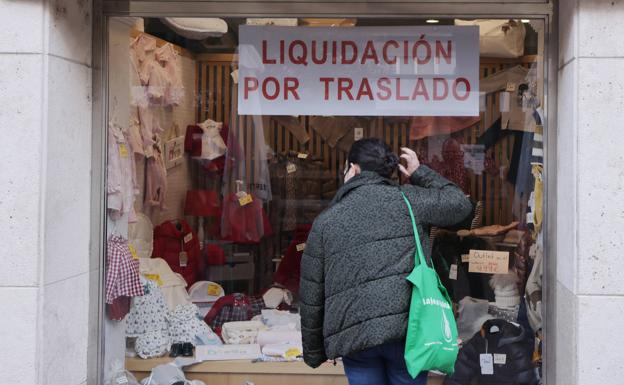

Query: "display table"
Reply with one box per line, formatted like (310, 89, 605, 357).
(126, 357, 445, 385)
(126, 357, 349, 385)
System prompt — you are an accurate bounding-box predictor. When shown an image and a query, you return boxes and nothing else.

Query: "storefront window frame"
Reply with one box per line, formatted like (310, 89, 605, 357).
(92, 2, 557, 383)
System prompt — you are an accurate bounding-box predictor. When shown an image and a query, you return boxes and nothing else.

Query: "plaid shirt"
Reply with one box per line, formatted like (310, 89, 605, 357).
(206, 293, 265, 332)
(106, 236, 144, 304)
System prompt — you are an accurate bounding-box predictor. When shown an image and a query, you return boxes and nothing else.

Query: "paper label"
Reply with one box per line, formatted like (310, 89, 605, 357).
(116, 375, 129, 384)
(207, 283, 221, 296)
(184, 233, 193, 243)
(494, 353, 507, 365)
(480, 353, 494, 375)
(449, 264, 458, 280)
(354, 127, 364, 141)
(500, 92, 511, 113)
(461, 254, 470, 263)
(179, 251, 188, 267)
(119, 143, 129, 158)
(128, 243, 139, 260)
(285, 347, 303, 359)
(468, 249, 509, 274)
(297, 152, 309, 159)
(239, 193, 253, 206)
(505, 82, 516, 92)
(144, 274, 162, 286)
(296, 243, 306, 252)
(286, 163, 297, 174)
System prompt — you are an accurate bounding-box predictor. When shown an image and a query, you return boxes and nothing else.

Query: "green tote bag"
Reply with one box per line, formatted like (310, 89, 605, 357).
(401, 192, 459, 378)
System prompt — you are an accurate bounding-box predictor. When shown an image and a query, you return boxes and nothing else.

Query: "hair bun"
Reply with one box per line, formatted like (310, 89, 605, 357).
(385, 153, 399, 168)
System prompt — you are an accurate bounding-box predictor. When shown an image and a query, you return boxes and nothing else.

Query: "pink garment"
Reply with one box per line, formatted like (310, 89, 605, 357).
(107, 122, 138, 221)
(130, 34, 157, 86)
(144, 146, 168, 209)
(128, 118, 145, 156)
(130, 34, 170, 107)
(137, 106, 164, 158)
(155, 43, 184, 106)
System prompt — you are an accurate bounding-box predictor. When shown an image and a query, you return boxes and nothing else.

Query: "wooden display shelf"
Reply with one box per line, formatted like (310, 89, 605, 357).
(126, 356, 445, 385)
(126, 356, 349, 385)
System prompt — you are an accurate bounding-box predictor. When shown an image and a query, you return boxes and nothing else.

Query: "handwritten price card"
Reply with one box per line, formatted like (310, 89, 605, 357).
(468, 250, 509, 274)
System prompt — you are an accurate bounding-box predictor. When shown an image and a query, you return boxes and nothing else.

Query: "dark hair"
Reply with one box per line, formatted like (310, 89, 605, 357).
(347, 138, 399, 178)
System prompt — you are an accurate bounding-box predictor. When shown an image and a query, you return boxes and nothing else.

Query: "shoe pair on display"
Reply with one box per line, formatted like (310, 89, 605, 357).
(169, 342, 194, 357)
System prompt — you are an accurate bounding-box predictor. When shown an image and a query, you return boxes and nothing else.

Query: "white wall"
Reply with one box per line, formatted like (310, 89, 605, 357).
(557, 0, 624, 384)
(0, 0, 93, 384)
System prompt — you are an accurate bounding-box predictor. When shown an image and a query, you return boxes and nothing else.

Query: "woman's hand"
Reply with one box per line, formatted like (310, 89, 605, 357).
(398, 147, 420, 177)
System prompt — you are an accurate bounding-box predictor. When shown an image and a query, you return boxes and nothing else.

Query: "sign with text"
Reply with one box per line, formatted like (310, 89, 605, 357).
(468, 249, 510, 274)
(238, 26, 479, 116)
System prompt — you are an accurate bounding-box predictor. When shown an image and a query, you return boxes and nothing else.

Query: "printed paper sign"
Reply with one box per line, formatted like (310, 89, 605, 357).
(468, 249, 509, 274)
(238, 26, 479, 116)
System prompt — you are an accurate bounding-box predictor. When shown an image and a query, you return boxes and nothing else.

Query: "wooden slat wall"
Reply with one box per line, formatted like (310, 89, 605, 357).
(197, 54, 538, 227)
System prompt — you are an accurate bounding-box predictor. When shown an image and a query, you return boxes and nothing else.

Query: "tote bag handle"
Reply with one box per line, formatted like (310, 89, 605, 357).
(401, 191, 429, 269)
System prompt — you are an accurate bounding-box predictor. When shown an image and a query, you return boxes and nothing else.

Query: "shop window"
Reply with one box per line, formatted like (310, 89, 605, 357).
(105, 16, 545, 385)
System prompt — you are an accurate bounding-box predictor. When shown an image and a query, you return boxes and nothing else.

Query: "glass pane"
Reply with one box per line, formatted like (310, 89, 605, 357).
(106, 16, 545, 383)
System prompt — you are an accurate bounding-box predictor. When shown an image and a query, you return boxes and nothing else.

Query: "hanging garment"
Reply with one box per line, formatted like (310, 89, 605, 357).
(106, 236, 144, 320)
(139, 257, 191, 311)
(137, 106, 164, 158)
(152, 219, 201, 286)
(220, 192, 273, 244)
(155, 43, 184, 106)
(309, 116, 360, 148)
(144, 144, 168, 209)
(409, 116, 480, 141)
(247, 116, 273, 202)
(130, 33, 157, 90)
(427, 137, 471, 194)
(197, 119, 227, 160)
(525, 244, 543, 332)
(480, 65, 539, 132)
(107, 122, 139, 221)
(271, 116, 310, 145)
(127, 117, 145, 156)
(443, 319, 539, 385)
(273, 224, 312, 294)
(529, 164, 543, 237)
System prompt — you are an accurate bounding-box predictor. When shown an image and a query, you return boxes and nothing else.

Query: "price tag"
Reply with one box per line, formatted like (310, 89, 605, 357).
(296, 243, 306, 252)
(285, 347, 303, 359)
(505, 82, 516, 92)
(119, 143, 129, 158)
(127, 243, 139, 260)
(354, 127, 364, 141)
(179, 251, 188, 267)
(480, 353, 494, 375)
(184, 233, 193, 243)
(286, 163, 297, 174)
(494, 353, 507, 365)
(461, 254, 470, 263)
(238, 193, 253, 206)
(207, 283, 221, 296)
(297, 152, 308, 159)
(144, 274, 162, 286)
(449, 264, 458, 280)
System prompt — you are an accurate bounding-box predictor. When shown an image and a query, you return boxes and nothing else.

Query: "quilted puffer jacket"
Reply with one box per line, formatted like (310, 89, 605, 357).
(299, 166, 472, 368)
(444, 319, 539, 385)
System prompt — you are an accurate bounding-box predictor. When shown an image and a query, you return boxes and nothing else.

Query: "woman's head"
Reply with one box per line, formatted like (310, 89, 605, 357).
(345, 138, 399, 181)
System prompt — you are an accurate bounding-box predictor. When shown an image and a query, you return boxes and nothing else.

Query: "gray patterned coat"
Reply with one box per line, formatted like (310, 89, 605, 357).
(300, 166, 472, 368)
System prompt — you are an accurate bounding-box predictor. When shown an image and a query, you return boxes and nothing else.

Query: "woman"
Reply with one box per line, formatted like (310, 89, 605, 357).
(300, 138, 472, 385)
